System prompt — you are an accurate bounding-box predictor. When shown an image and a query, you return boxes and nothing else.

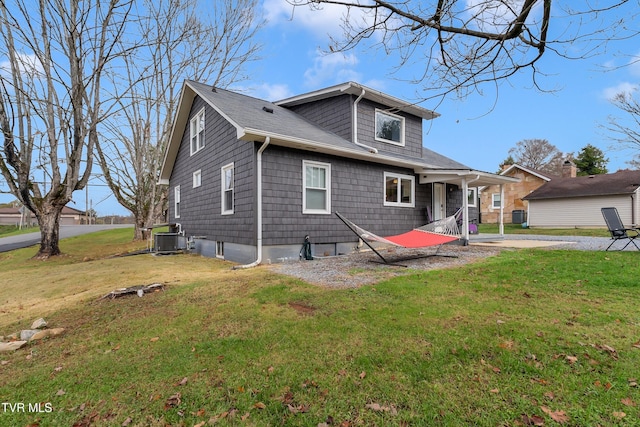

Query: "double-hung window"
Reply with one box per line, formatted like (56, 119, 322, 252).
(375, 110, 405, 146)
(303, 160, 331, 214)
(492, 193, 501, 208)
(190, 108, 205, 155)
(384, 172, 414, 207)
(221, 163, 234, 215)
(174, 185, 181, 218)
(467, 188, 477, 207)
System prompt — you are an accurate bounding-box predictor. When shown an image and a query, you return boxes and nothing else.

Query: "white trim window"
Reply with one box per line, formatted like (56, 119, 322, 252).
(190, 108, 205, 155)
(193, 169, 202, 188)
(303, 160, 331, 214)
(375, 109, 405, 146)
(174, 185, 181, 218)
(384, 172, 415, 207)
(216, 241, 224, 259)
(467, 188, 477, 208)
(492, 193, 501, 208)
(221, 163, 234, 215)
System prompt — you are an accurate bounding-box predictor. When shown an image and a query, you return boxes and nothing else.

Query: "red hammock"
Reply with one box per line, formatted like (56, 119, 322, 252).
(335, 212, 460, 265)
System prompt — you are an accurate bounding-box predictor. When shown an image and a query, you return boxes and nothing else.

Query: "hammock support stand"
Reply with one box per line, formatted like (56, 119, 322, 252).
(335, 212, 460, 267)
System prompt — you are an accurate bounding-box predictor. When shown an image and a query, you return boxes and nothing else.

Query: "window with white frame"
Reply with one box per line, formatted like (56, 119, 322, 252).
(216, 241, 224, 259)
(467, 188, 477, 207)
(221, 163, 234, 215)
(303, 160, 331, 214)
(190, 108, 205, 155)
(375, 110, 405, 146)
(174, 185, 181, 218)
(492, 193, 501, 208)
(384, 172, 415, 207)
(193, 170, 202, 188)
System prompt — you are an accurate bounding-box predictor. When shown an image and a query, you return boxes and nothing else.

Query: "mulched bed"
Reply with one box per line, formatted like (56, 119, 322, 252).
(270, 244, 504, 288)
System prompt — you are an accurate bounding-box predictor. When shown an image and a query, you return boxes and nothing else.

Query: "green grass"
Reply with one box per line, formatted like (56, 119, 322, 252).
(477, 223, 610, 237)
(1, 231, 639, 426)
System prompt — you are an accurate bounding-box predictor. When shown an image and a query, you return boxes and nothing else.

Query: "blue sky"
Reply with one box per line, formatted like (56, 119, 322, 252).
(2, 0, 639, 217)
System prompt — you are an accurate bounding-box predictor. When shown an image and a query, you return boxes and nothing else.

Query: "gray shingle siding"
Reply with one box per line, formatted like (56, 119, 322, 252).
(168, 96, 256, 245)
(356, 99, 423, 158)
(285, 95, 353, 141)
(261, 145, 432, 245)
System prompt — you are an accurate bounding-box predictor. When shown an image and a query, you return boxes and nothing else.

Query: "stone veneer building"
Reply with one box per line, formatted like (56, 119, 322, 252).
(479, 163, 561, 224)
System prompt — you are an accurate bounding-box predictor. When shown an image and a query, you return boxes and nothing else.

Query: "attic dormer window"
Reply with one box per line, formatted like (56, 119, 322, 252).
(375, 110, 405, 146)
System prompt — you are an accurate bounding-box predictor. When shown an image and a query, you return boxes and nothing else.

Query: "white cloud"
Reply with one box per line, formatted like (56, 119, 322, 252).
(628, 52, 640, 77)
(0, 52, 44, 79)
(602, 82, 639, 100)
(257, 83, 295, 101)
(262, 0, 364, 39)
(303, 51, 360, 88)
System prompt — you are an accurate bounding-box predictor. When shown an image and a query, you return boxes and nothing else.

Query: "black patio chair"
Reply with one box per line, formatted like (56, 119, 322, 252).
(601, 207, 640, 251)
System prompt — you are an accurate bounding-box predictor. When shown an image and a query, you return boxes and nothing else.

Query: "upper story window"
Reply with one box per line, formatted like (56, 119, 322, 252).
(384, 172, 414, 207)
(174, 185, 181, 218)
(303, 160, 331, 214)
(190, 108, 205, 155)
(375, 110, 405, 146)
(193, 170, 202, 188)
(221, 163, 234, 215)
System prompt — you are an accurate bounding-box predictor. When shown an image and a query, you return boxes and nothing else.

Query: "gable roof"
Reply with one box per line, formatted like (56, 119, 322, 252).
(159, 80, 517, 187)
(275, 81, 439, 120)
(501, 163, 558, 181)
(523, 169, 640, 200)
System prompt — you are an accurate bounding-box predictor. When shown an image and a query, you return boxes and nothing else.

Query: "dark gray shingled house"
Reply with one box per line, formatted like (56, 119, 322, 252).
(159, 81, 516, 265)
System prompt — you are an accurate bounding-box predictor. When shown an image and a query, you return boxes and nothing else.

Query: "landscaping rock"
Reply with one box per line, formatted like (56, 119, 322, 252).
(30, 328, 65, 341)
(20, 330, 39, 341)
(0, 341, 27, 352)
(31, 318, 47, 329)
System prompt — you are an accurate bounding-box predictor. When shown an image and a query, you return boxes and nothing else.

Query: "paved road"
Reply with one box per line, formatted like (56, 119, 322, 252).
(0, 225, 134, 253)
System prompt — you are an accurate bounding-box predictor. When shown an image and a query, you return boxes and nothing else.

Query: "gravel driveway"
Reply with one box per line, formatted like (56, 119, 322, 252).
(269, 235, 629, 288)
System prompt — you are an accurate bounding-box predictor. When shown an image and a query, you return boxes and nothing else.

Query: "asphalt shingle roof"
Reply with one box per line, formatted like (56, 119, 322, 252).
(523, 169, 640, 200)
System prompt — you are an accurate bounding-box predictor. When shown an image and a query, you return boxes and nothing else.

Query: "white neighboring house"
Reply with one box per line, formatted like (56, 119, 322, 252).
(522, 169, 640, 228)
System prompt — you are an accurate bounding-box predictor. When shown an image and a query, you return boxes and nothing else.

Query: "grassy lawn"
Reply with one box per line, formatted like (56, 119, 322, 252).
(477, 223, 611, 237)
(1, 229, 639, 426)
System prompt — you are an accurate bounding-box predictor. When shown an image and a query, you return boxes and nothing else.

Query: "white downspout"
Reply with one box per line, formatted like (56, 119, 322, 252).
(499, 184, 505, 236)
(233, 136, 271, 269)
(461, 175, 480, 244)
(353, 88, 378, 154)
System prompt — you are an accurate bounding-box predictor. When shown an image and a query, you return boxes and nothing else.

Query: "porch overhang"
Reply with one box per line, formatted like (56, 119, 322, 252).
(417, 169, 519, 243)
(417, 169, 520, 187)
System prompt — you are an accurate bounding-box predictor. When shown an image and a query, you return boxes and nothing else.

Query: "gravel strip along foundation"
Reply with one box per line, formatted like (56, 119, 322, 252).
(269, 245, 504, 288)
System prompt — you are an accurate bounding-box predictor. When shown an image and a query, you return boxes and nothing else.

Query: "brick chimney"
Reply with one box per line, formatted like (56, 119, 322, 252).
(562, 160, 577, 178)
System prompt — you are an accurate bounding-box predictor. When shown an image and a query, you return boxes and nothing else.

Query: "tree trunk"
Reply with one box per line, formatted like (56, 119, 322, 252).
(35, 206, 63, 259)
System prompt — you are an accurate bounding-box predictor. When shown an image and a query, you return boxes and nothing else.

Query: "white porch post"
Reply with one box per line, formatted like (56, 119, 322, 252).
(461, 178, 469, 244)
(499, 184, 505, 235)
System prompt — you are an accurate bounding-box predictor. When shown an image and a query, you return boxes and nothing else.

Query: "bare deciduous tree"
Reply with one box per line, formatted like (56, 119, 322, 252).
(604, 91, 640, 169)
(290, 0, 639, 99)
(508, 138, 566, 174)
(95, 0, 262, 241)
(0, 0, 133, 258)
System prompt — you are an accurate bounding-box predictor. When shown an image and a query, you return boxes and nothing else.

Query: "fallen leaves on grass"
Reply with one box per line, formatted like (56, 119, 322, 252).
(520, 414, 545, 426)
(365, 402, 397, 415)
(164, 392, 181, 410)
(541, 406, 569, 424)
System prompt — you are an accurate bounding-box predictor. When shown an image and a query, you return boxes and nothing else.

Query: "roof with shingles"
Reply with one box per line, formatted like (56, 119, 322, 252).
(523, 169, 640, 200)
(160, 80, 488, 183)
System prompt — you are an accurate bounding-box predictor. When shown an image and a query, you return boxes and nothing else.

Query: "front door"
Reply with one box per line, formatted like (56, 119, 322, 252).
(433, 183, 445, 220)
